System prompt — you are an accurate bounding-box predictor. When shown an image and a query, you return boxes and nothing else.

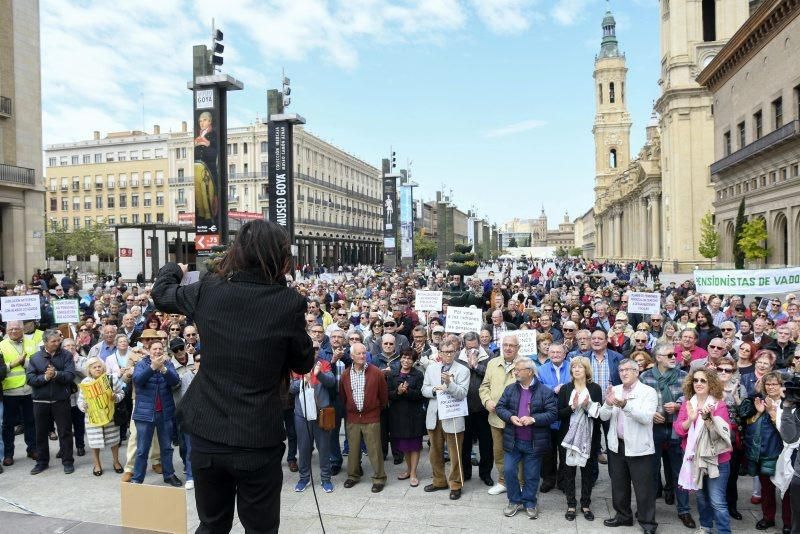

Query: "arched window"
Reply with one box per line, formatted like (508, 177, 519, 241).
(609, 82, 616, 104)
(609, 149, 618, 169)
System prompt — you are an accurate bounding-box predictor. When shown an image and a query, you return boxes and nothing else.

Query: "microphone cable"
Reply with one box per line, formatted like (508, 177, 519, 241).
(300, 376, 327, 534)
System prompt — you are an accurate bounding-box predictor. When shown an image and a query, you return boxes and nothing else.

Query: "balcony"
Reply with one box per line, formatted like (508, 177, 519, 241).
(258, 193, 268, 200)
(71, 184, 79, 192)
(107, 183, 115, 190)
(0, 96, 11, 118)
(711, 120, 800, 176)
(174, 198, 186, 207)
(60, 185, 68, 191)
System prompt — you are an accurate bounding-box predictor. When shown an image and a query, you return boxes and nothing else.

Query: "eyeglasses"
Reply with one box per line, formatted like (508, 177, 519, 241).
(439, 350, 454, 355)
(337, 313, 347, 317)
(563, 328, 575, 332)
(651, 318, 661, 322)
(384, 323, 396, 327)
(619, 367, 638, 373)
(311, 330, 324, 334)
(348, 337, 360, 341)
(693, 378, 708, 384)
(170, 328, 181, 331)
(765, 382, 781, 387)
(185, 333, 198, 337)
(720, 328, 734, 332)
(79, 328, 88, 332)
(661, 352, 676, 358)
(634, 338, 648, 343)
(382, 342, 395, 346)
(717, 368, 734, 374)
(709, 345, 725, 350)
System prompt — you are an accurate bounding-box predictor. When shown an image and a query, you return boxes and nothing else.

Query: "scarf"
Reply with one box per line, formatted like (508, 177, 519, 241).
(561, 387, 600, 467)
(652, 365, 681, 405)
(678, 396, 728, 491)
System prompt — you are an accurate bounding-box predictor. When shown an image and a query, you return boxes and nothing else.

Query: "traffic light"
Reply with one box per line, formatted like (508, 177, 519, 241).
(282, 75, 291, 108)
(391, 151, 396, 169)
(211, 29, 224, 66)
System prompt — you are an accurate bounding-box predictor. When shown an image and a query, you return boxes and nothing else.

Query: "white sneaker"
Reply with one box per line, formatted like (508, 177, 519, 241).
(185, 480, 195, 490)
(488, 483, 507, 495)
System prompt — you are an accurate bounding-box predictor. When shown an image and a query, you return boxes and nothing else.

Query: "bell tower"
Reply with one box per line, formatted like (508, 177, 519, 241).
(593, 6, 631, 200)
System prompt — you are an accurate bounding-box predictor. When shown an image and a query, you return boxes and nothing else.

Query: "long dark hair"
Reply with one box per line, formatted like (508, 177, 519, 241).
(216, 220, 291, 283)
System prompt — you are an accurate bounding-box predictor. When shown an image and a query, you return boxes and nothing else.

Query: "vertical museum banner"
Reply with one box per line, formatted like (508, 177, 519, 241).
(268, 120, 295, 240)
(382, 175, 397, 261)
(192, 87, 224, 237)
(399, 185, 413, 262)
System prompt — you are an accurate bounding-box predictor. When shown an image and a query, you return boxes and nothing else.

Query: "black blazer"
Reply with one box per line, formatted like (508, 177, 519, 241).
(387, 367, 427, 439)
(556, 381, 603, 456)
(152, 263, 314, 449)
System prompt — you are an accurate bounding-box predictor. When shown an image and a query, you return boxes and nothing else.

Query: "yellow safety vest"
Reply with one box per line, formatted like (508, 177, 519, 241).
(22, 330, 43, 358)
(0, 338, 28, 391)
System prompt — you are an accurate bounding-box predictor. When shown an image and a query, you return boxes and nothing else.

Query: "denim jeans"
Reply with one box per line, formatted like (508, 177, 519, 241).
(504, 439, 543, 509)
(329, 396, 344, 468)
(652, 424, 690, 515)
(296, 415, 332, 483)
(183, 433, 193, 481)
(133, 413, 175, 483)
(696, 461, 730, 534)
(283, 408, 297, 462)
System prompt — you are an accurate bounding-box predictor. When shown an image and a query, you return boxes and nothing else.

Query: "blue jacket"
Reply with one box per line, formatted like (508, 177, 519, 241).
(537, 359, 572, 430)
(495, 378, 558, 455)
(582, 349, 624, 387)
(132, 358, 180, 422)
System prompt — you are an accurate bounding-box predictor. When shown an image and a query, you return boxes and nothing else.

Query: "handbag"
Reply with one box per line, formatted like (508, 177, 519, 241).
(318, 406, 336, 431)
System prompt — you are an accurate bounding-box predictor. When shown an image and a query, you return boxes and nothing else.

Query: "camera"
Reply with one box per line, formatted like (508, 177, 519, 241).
(784, 374, 800, 404)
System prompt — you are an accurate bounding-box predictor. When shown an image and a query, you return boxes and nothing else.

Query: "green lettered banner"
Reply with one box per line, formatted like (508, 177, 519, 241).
(694, 267, 800, 295)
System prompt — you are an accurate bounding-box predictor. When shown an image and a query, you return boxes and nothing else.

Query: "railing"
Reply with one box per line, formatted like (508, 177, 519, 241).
(258, 193, 268, 200)
(296, 172, 379, 204)
(711, 120, 800, 176)
(174, 198, 186, 206)
(0, 96, 11, 118)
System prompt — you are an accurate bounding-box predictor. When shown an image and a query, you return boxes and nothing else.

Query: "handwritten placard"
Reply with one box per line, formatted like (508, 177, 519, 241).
(53, 299, 80, 324)
(437, 391, 468, 420)
(0, 295, 41, 321)
(445, 307, 482, 334)
(79, 376, 115, 427)
(501, 330, 538, 356)
(415, 290, 443, 312)
(180, 271, 200, 286)
(627, 292, 661, 316)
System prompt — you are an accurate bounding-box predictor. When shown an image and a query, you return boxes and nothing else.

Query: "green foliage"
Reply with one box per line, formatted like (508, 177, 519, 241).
(45, 224, 115, 265)
(508, 236, 518, 248)
(45, 230, 68, 260)
(698, 211, 721, 259)
(733, 199, 746, 269)
(554, 246, 568, 258)
(413, 230, 437, 261)
(448, 243, 476, 276)
(454, 243, 472, 254)
(568, 247, 583, 257)
(738, 218, 770, 262)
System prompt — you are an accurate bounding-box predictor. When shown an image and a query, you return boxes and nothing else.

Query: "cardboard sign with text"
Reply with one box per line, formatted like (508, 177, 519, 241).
(501, 329, 538, 356)
(0, 295, 41, 322)
(627, 292, 661, 316)
(53, 299, 80, 324)
(437, 391, 469, 420)
(445, 307, 483, 334)
(415, 290, 443, 312)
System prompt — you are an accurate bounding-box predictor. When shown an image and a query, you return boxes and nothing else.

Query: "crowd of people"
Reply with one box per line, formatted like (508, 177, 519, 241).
(2, 254, 800, 534)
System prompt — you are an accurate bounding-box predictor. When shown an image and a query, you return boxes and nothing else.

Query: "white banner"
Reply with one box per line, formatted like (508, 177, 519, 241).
(0, 295, 41, 321)
(53, 299, 80, 324)
(415, 290, 443, 312)
(501, 330, 538, 356)
(694, 267, 800, 295)
(445, 307, 483, 334)
(437, 391, 468, 420)
(627, 292, 661, 316)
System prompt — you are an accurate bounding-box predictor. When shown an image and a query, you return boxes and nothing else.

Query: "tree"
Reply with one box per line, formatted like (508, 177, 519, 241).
(45, 228, 69, 262)
(733, 198, 746, 269)
(738, 218, 769, 263)
(698, 211, 721, 259)
(568, 246, 583, 257)
(554, 246, 568, 258)
(413, 230, 437, 261)
(508, 236, 518, 248)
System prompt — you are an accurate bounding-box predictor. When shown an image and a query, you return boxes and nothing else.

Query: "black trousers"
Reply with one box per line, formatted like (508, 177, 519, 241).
(726, 445, 744, 512)
(33, 400, 73, 466)
(461, 411, 493, 479)
(608, 441, 656, 532)
(541, 429, 563, 487)
(561, 449, 598, 509)
(70, 405, 85, 449)
(789, 476, 800, 534)
(192, 444, 285, 534)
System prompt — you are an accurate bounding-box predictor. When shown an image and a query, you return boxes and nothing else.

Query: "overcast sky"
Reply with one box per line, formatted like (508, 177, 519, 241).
(41, 0, 660, 226)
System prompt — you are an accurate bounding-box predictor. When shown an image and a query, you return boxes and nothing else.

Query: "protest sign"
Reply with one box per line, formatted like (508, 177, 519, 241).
(78, 376, 115, 427)
(180, 271, 200, 286)
(445, 307, 482, 334)
(0, 295, 41, 321)
(415, 290, 443, 312)
(694, 267, 800, 295)
(627, 292, 661, 316)
(53, 299, 80, 324)
(501, 330, 538, 356)
(437, 391, 469, 420)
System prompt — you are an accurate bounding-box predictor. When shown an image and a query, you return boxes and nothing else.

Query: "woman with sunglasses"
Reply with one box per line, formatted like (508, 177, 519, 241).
(76, 321, 96, 355)
(716, 356, 747, 521)
(741, 371, 792, 532)
(658, 320, 679, 346)
(674, 367, 732, 534)
(364, 319, 384, 357)
(736, 342, 757, 376)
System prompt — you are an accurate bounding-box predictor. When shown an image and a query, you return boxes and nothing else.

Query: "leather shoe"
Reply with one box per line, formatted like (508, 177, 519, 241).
(371, 483, 384, 493)
(2, 458, 12, 466)
(664, 491, 675, 505)
(165, 475, 183, 487)
(424, 484, 448, 492)
(120, 471, 133, 482)
(729, 510, 742, 520)
(56, 450, 63, 459)
(603, 517, 634, 527)
(481, 476, 494, 487)
(343, 479, 358, 488)
(756, 519, 775, 530)
(783, 528, 791, 534)
(63, 464, 75, 474)
(539, 481, 555, 493)
(76, 447, 85, 457)
(288, 460, 298, 472)
(30, 464, 48, 475)
(27, 451, 38, 461)
(393, 455, 404, 465)
(678, 513, 696, 529)
(449, 489, 461, 500)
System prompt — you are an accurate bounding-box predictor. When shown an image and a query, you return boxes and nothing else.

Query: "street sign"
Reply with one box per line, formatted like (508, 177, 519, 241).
(119, 248, 133, 257)
(195, 234, 220, 251)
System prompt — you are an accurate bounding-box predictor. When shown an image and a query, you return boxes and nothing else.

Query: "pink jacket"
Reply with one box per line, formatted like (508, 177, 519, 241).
(673, 400, 732, 464)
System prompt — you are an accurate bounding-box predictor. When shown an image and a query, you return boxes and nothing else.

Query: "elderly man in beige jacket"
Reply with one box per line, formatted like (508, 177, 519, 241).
(478, 332, 520, 495)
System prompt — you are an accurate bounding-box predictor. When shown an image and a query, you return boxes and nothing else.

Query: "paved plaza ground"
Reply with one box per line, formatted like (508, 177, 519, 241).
(0, 431, 779, 533)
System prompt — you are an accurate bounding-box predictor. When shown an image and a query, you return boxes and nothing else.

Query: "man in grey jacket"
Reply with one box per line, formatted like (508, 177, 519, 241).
(422, 338, 470, 500)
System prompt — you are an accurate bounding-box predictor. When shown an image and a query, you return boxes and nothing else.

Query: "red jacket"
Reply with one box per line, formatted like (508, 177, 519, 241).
(339, 364, 388, 424)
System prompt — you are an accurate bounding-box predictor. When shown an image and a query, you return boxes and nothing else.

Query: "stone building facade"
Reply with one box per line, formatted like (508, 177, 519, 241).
(698, 0, 800, 267)
(498, 210, 575, 249)
(592, 1, 751, 271)
(0, 0, 46, 282)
